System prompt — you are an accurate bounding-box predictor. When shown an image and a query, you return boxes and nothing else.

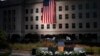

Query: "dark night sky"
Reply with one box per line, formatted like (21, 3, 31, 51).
(0, 0, 6, 1)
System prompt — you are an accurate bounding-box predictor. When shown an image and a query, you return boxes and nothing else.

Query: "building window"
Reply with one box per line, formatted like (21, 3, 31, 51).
(8, 17, 11, 22)
(72, 14, 75, 19)
(36, 8, 39, 13)
(25, 25, 28, 29)
(36, 16, 39, 21)
(25, 17, 28, 21)
(30, 9, 33, 13)
(79, 23, 82, 28)
(65, 14, 69, 19)
(59, 24, 62, 29)
(86, 23, 90, 28)
(3, 17, 6, 22)
(53, 24, 56, 29)
(65, 5, 68, 11)
(93, 12, 97, 18)
(65, 23, 69, 28)
(47, 24, 50, 29)
(78, 4, 82, 10)
(8, 10, 11, 15)
(86, 12, 90, 18)
(12, 10, 16, 15)
(8, 10, 11, 17)
(8, 25, 11, 30)
(41, 8, 43, 13)
(30, 25, 33, 29)
(13, 24, 16, 30)
(3, 10, 7, 15)
(36, 24, 38, 29)
(71, 5, 75, 10)
(30, 16, 33, 21)
(86, 3, 89, 9)
(41, 24, 44, 29)
(79, 13, 82, 19)
(41, 16, 43, 20)
(93, 2, 97, 9)
(93, 22, 97, 28)
(59, 6, 62, 11)
(59, 14, 62, 19)
(25, 9, 28, 14)
(72, 23, 75, 28)
(13, 17, 15, 22)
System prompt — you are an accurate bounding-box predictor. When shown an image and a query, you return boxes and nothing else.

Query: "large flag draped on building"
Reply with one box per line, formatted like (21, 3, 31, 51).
(41, 0, 56, 24)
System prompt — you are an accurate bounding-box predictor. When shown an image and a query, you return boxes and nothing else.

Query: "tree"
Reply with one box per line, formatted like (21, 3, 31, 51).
(22, 33, 40, 43)
(32, 34, 40, 43)
(0, 30, 7, 41)
(0, 30, 9, 49)
(10, 34, 21, 43)
(22, 33, 33, 43)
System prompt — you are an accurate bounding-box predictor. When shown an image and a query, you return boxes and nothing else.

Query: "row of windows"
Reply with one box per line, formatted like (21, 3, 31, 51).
(25, 3, 97, 14)
(3, 10, 16, 22)
(25, 12, 97, 21)
(3, 17, 16, 22)
(3, 10, 16, 15)
(3, 24, 16, 31)
(25, 22, 98, 29)
(59, 3, 97, 11)
(3, 10, 16, 31)
(59, 12, 97, 19)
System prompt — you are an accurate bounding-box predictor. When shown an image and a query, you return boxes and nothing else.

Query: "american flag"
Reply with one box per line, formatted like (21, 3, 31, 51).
(41, 0, 56, 24)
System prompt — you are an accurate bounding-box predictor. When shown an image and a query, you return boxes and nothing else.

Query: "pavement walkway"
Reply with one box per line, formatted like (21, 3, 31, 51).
(10, 50, 100, 56)
(10, 50, 32, 56)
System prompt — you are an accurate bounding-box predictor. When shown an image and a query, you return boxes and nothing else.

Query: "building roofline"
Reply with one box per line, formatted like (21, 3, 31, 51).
(0, 0, 99, 8)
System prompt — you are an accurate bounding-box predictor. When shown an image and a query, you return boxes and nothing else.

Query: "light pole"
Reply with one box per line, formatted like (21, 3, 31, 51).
(0, 0, 6, 6)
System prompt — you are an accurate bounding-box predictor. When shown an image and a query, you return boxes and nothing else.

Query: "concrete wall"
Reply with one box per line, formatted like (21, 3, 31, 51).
(0, 0, 100, 42)
(24, 0, 100, 35)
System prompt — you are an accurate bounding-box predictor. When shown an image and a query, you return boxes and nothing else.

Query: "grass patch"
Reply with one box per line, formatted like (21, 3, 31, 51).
(10, 42, 42, 51)
(0, 53, 10, 56)
(10, 40, 56, 51)
(92, 47, 100, 54)
(85, 46, 100, 54)
(10, 41, 100, 54)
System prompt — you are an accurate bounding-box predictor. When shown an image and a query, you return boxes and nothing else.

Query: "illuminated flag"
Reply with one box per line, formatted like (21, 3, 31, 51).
(41, 0, 56, 24)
